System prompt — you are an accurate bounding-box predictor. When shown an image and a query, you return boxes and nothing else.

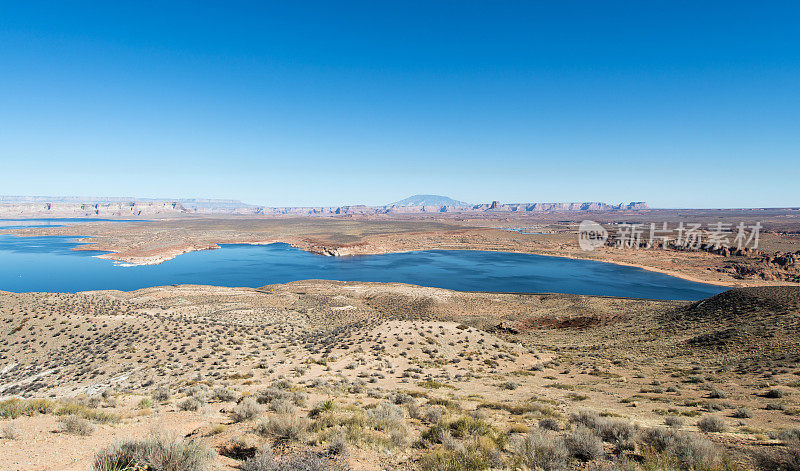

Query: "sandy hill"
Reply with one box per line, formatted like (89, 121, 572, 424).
(657, 287, 800, 356)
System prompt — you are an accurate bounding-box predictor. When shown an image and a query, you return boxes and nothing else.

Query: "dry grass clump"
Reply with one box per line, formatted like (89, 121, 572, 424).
(511, 428, 570, 471)
(731, 407, 752, 419)
(539, 418, 561, 431)
(255, 386, 306, 407)
(752, 429, 800, 471)
(1, 421, 21, 440)
(425, 406, 446, 424)
(93, 431, 213, 471)
(640, 426, 720, 469)
(498, 381, 519, 390)
(754, 446, 800, 471)
(764, 388, 787, 399)
(478, 400, 557, 417)
(697, 415, 727, 433)
(326, 430, 349, 456)
(708, 388, 727, 399)
(0, 399, 26, 419)
(0, 397, 58, 419)
(0, 397, 118, 425)
(219, 436, 259, 460)
(419, 447, 495, 471)
(780, 429, 800, 444)
(211, 386, 236, 402)
(569, 410, 636, 453)
(366, 402, 404, 430)
(240, 444, 339, 471)
(271, 399, 298, 415)
(564, 425, 603, 461)
(309, 400, 411, 451)
(152, 387, 171, 403)
(58, 415, 96, 436)
(310, 399, 337, 418)
(23, 398, 58, 415)
(665, 416, 684, 428)
(423, 415, 499, 447)
(208, 424, 226, 436)
(240, 449, 280, 471)
(137, 398, 153, 410)
(178, 397, 202, 412)
(754, 434, 800, 471)
(56, 401, 121, 424)
(418, 433, 502, 471)
(255, 414, 310, 441)
(232, 398, 264, 423)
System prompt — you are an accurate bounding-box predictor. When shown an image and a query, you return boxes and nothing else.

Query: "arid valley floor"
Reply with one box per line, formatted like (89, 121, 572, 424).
(2, 211, 800, 471)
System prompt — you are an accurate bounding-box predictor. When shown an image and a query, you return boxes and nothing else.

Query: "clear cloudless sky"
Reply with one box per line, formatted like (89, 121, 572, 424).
(0, 1, 798, 207)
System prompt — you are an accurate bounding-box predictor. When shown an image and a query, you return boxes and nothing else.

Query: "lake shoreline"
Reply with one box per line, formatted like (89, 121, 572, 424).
(4, 216, 797, 290)
(0, 234, 725, 300)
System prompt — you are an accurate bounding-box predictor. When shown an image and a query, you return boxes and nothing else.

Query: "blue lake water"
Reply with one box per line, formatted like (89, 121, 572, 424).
(0, 232, 727, 300)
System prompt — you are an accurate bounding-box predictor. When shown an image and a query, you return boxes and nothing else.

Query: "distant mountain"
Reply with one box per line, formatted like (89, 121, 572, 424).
(389, 195, 470, 207)
(0, 194, 649, 217)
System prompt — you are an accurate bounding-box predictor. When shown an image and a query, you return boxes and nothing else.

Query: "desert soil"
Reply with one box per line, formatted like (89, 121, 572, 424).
(1, 281, 799, 470)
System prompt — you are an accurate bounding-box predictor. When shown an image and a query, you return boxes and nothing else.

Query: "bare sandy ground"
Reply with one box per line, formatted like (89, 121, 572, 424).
(2, 281, 799, 470)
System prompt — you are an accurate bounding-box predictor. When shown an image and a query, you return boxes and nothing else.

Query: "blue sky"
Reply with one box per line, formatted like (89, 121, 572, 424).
(1, 2, 798, 207)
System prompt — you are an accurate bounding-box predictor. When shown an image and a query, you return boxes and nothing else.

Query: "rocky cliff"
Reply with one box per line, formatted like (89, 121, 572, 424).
(473, 201, 648, 212)
(0, 201, 188, 218)
(246, 201, 648, 216)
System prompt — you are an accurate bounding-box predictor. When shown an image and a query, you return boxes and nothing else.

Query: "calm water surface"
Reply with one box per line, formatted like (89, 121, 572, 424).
(0, 229, 726, 300)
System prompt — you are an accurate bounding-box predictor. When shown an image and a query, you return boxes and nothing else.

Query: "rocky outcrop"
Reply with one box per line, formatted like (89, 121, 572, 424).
(723, 251, 800, 283)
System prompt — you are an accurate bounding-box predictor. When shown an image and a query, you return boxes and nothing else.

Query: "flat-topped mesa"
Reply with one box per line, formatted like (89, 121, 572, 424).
(0, 194, 648, 217)
(473, 201, 649, 212)
(249, 201, 648, 216)
(0, 201, 187, 218)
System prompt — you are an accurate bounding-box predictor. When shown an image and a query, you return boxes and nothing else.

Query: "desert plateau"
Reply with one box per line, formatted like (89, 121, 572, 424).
(3, 3, 799, 470)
